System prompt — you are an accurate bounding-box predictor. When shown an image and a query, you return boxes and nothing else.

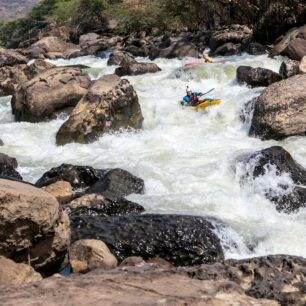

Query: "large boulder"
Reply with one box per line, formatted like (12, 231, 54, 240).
(237, 66, 282, 87)
(0, 60, 56, 97)
(213, 42, 241, 56)
(187, 255, 306, 306)
(0, 179, 70, 275)
(0, 268, 275, 306)
(86, 168, 144, 199)
(56, 74, 143, 145)
(115, 62, 161, 77)
(0, 256, 42, 285)
(69, 239, 118, 273)
(249, 74, 306, 140)
(271, 25, 306, 60)
(246, 42, 266, 55)
(107, 51, 136, 66)
(0, 153, 22, 180)
(36, 164, 105, 190)
(150, 40, 199, 60)
(11, 67, 91, 122)
(71, 214, 224, 266)
(279, 59, 300, 79)
(24, 37, 81, 59)
(65, 194, 144, 217)
(0, 48, 27, 68)
(209, 25, 253, 52)
(236, 146, 306, 213)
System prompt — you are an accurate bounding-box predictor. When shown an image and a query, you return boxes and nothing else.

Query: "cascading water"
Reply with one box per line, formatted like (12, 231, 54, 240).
(1, 53, 306, 259)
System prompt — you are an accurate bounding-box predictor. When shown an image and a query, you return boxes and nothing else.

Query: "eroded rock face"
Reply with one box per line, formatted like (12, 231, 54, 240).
(115, 62, 161, 77)
(271, 25, 306, 60)
(71, 214, 224, 266)
(56, 74, 143, 145)
(249, 74, 306, 140)
(0, 179, 70, 275)
(11, 67, 91, 122)
(86, 168, 144, 199)
(42, 181, 73, 204)
(237, 66, 282, 87)
(0, 256, 42, 285)
(0, 48, 27, 68)
(279, 59, 300, 79)
(36, 164, 105, 190)
(65, 194, 144, 217)
(236, 146, 306, 213)
(69, 239, 118, 273)
(0, 60, 56, 97)
(24, 37, 81, 59)
(0, 268, 276, 306)
(209, 25, 253, 53)
(0, 153, 22, 180)
(187, 255, 306, 306)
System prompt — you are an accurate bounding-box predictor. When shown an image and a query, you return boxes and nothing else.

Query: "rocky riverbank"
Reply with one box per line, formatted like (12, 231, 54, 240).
(1, 6, 306, 305)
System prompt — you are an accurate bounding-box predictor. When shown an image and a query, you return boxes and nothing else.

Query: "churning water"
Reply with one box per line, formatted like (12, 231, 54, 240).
(1, 53, 306, 259)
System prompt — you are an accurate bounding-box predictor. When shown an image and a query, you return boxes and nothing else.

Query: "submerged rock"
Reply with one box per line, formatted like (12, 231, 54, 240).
(71, 214, 224, 266)
(279, 59, 300, 79)
(249, 74, 306, 140)
(0, 179, 70, 275)
(56, 74, 143, 145)
(36, 164, 105, 190)
(86, 168, 145, 199)
(236, 146, 306, 213)
(0, 153, 22, 180)
(65, 194, 144, 217)
(11, 67, 91, 122)
(0, 256, 42, 285)
(69, 239, 118, 273)
(0, 267, 275, 306)
(186, 255, 306, 306)
(237, 66, 282, 87)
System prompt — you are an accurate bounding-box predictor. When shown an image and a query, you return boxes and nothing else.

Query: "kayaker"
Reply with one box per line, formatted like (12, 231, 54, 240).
(203, 53, 213, 63)
(182, 87, 202, 106)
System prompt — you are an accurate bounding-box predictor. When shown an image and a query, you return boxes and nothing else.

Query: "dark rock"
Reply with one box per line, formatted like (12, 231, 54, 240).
(271, 25, 306, 61)
(35, 164, 105, 189)
(86, 168, 144, 199)
(209, 25, 253, 52)
(56, 74, 143, 145)
(246, 42, 266, 55)
(213, 42, 241, 56)
(279, 59, 300, 79)
(236, 146, 306, 213)
(71, 214, 224, 266)
(65, 194, 145, 217)
(0, 139, 3, 146)
(107, 51, 136, 66)
(237, 66, 282, 87)
(186, 255, 306, 306)
(115, 62, 161, 77)
(249, 74, 306, 140)
(0, 153, 22, 180)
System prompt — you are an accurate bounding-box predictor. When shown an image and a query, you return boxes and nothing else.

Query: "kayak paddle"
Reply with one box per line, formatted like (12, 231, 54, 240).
(200, 88, 215, 97)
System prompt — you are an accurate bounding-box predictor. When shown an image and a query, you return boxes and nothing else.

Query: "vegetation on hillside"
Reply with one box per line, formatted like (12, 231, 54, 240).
(0, 0, 217, 47)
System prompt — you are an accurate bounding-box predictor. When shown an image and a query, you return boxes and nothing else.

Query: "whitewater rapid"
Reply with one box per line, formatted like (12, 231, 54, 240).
(1, 53, 306, 259)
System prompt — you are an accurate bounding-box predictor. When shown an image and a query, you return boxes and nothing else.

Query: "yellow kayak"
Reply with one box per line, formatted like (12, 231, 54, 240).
(180, 99, 222, 111)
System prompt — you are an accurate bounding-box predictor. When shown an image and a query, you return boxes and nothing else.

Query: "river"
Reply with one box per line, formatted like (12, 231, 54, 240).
(1, 53, 306, 260)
